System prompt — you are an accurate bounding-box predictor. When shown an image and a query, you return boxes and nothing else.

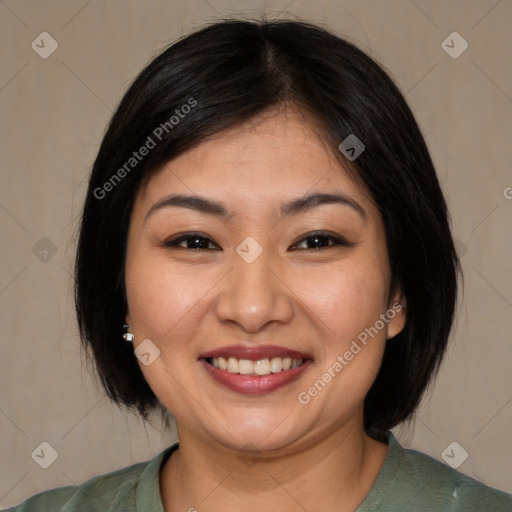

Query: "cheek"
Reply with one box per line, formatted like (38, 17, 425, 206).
(293, 269, 389, 422)
(124, 258, 217, 410)
(294, 260, 390, 413)
(291, 258, 390, 343)
(125, 257, 218, 338)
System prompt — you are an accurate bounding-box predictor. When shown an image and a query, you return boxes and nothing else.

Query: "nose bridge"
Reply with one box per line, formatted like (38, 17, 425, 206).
(233, 249, 277, 309)
(235, 251, 273, 295)
(215, 244, 293, 332)
(233, 234, 275, 291)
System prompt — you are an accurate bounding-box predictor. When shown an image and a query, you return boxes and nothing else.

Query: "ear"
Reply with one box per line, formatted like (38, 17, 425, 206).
(125, 312, 131, 327)
(386, 288, 407, 340)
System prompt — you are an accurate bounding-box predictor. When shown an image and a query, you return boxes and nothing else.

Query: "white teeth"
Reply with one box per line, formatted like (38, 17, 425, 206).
(254, 359, 270, 375)
(270, 357, 282, 373)
(227, 357, 239, 373)
(210, 356, 304, 375)
(239, 359, 253, 375)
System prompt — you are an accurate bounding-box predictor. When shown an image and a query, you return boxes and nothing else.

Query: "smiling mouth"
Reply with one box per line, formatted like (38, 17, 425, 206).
(205, 356, 307, 376)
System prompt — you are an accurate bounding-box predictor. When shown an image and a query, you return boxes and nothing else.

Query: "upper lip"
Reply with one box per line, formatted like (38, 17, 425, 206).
(199, 344, 313, 361)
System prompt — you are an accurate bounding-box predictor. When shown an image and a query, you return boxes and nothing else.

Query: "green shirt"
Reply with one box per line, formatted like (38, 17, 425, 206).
(5, 433, 511, 511)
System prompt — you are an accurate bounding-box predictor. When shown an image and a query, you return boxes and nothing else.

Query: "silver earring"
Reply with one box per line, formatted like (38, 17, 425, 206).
(123, 323, 134, 342)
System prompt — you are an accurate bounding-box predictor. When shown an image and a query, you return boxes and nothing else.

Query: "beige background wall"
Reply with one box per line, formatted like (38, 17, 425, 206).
(1, 0, 511, 507)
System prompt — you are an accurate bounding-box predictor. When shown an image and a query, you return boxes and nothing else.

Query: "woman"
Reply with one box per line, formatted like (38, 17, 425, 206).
(7, 19, 511, 512)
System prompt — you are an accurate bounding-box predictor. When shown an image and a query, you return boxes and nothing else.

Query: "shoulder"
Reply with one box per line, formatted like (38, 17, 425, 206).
(3, 462, 145, 512)
(386, 435, 512, 511)
(3, 445, 176, 512)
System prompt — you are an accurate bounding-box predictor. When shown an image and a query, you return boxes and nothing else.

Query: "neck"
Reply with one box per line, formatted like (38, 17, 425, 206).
(160, 421, 388, 512)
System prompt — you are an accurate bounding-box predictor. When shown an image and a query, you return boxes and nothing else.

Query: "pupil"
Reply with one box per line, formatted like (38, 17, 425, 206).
(309, 235, 328, 248)
(189, 237, 208, 249)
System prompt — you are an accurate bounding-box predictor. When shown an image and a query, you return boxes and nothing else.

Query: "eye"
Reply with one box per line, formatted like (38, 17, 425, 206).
(289, 231, 350, 251)
(164, 233, 221, 250)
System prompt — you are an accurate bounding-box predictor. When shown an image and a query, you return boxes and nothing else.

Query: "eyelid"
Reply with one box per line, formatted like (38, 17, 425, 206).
(289, 230, 351, 250)
(164, 232, 221, 250)
(163, 230, 349, 251)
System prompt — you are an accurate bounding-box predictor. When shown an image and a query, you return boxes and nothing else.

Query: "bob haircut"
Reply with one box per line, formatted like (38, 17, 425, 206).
(75, 19, 461, 435)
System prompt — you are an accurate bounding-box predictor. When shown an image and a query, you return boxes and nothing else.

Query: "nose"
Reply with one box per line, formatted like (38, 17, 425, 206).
(215, 252, 294, 334)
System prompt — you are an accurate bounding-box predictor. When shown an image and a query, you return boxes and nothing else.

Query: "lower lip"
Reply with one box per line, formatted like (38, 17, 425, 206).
(200, 359, 313, 394)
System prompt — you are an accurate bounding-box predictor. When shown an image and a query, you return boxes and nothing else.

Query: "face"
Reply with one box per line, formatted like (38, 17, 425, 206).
(124, 108, 406, 453)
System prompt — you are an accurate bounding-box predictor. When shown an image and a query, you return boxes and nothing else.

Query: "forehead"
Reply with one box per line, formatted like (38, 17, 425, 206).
(136, 108, 377, 220)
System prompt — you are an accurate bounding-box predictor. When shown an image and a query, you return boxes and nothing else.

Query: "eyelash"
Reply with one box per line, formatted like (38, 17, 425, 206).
(164, 231, 350, 251)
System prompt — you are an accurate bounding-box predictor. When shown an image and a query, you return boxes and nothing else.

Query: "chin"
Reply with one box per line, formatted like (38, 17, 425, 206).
(208, 410, 307, 454)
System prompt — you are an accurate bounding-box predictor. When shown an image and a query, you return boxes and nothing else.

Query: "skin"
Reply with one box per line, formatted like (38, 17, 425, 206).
(124, 107, 406, 512)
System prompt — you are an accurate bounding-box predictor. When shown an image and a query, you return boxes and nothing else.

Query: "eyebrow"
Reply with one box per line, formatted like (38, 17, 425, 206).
(144, 192, 367, 223)
(145, 194, 230, 223)
(281, 192, 367, 220)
